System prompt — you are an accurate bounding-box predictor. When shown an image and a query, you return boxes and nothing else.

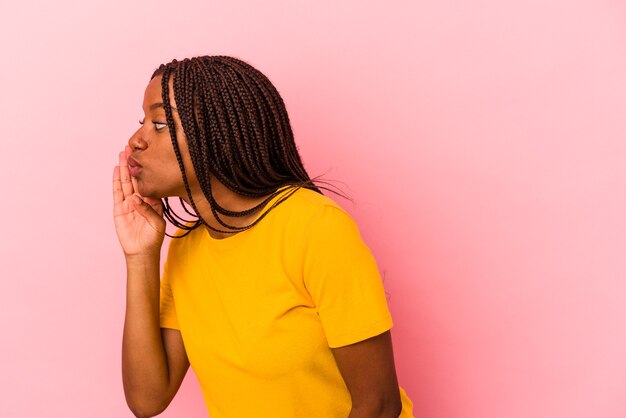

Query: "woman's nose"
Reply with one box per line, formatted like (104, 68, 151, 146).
(128, 130, 147, 151)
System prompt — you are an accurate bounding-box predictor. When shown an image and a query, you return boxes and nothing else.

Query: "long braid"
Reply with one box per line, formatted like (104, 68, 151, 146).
(191, 60, 278, 224)
(225, 60, 298, 189)
(221, 57, 302, 180)
(163, 63, 214, 235)
(232, 58, 308, 186)
(220, 63, 276, 181)
(150, 56, 350, 238)
(150, 63, 202, 237)
(213, 63, 266, 185)
(174, 59, 276, 231)
(188, 58, 299, 223)
(164, 61, 250, 235)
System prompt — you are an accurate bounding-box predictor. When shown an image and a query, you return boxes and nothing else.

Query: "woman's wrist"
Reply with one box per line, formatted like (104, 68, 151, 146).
(125, 253, 160, 267)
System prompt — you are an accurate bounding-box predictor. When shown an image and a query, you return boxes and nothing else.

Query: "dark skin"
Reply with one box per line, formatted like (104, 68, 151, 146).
(112, 75, 402, 417)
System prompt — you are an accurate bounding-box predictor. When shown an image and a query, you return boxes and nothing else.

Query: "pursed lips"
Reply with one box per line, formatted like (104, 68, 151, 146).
(128, 156, 142, 168)
(128, 156, 142, 177)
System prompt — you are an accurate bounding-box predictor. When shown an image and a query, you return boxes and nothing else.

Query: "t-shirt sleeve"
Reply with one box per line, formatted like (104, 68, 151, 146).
(303, 204, 393, 348)
(159, 257, 180, 330)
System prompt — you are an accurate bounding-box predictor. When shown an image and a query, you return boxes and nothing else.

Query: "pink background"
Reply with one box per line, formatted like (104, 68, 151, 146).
(1, 1, 625, 417)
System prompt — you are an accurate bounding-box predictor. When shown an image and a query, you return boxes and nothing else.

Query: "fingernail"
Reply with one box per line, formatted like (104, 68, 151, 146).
(133, 195, 142, 205)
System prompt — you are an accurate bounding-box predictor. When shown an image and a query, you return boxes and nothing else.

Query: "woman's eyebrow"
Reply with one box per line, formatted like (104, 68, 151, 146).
(149, 102, 178, 112)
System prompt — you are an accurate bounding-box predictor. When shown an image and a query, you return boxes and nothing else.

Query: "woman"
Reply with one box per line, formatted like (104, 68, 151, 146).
(112, 55, 414, 418)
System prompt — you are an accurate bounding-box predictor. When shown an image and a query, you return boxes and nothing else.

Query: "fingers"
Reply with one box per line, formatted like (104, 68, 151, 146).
(119, 146, 134, 198)
(113, 165, 124, 205)
(131, 175, 139, 196)
(132, 194, 165, 234)
(148, 198, 164, 217)
(142, 195, 164, 215)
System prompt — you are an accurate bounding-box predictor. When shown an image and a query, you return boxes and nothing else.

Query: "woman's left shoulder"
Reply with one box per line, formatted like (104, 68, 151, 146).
(284, 188, 362, 241)
(275, 186, 354, 238)
(288, 187, 348, 216)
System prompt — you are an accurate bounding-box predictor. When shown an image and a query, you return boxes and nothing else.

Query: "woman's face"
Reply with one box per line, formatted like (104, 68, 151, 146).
(127, 74, 198, 199)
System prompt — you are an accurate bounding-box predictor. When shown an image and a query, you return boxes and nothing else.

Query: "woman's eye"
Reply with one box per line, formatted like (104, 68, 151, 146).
(138, 118, 165, 131)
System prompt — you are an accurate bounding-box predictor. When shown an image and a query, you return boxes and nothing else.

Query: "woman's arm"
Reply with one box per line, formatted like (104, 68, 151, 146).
(122, 255, 190, 418)
(114, 147, 189, 417)
(331, 330, 403, 418)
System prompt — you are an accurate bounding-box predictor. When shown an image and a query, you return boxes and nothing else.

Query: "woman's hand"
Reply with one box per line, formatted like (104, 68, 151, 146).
(113, 145, 165, 257)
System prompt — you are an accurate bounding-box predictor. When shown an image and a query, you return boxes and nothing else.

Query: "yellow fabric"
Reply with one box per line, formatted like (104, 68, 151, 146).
(159, 185, 414, 418)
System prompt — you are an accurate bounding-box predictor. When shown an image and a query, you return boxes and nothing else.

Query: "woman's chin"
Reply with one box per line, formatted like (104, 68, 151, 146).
(140, 188, 171, 201)
(134, 183, 158, 199)
(135, 180, 177, 200)
(142, 190, 165, 200)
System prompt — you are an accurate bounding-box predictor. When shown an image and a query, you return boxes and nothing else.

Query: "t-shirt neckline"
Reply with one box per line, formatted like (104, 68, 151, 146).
(201, 185, 297, 251)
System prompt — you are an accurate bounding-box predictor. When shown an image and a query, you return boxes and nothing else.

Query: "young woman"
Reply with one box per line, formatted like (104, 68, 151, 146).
(112, 55, 414, 418)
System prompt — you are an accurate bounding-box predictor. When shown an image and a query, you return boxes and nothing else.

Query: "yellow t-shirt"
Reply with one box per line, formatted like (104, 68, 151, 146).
(160, 185, 414, 417)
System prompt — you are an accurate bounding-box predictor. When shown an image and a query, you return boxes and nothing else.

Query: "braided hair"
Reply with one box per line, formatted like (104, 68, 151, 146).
(151, 55, 346, 238)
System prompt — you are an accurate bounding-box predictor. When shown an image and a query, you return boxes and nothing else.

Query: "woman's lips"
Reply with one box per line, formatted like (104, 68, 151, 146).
(129, 166, 141, 177)
(127, 156, 142, 177)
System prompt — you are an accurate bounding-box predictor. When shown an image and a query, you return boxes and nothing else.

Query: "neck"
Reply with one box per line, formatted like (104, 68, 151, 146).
(180, 179, 272, 240)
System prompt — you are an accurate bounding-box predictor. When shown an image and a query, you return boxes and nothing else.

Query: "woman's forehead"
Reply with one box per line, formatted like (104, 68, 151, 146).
(144, 76, 162, 102)
(143, 75, 178, 110)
